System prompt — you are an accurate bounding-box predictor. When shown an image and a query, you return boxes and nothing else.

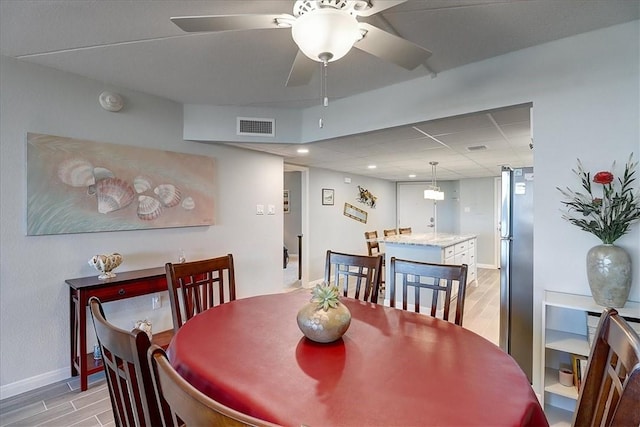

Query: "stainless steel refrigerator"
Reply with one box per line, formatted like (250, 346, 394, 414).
(499, 166, 534, 382)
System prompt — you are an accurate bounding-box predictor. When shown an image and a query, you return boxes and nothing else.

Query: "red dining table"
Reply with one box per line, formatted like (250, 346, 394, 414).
(167, 290, 548, 427)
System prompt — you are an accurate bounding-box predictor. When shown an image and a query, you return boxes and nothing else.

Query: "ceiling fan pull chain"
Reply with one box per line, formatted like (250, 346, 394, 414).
(320, 60, 329, 107)
(323, 60, 329, 107)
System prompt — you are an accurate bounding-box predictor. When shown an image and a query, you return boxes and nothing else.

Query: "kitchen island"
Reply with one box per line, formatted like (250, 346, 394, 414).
(380, 232, 477, 306)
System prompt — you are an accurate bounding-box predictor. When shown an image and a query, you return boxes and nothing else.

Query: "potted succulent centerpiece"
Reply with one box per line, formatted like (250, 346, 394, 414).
(297, 282, 351, 343)
(557, 153, 640, 307)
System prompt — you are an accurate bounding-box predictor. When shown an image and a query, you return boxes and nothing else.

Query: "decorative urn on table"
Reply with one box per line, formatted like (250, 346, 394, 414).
(558, 153, 640, 307)
(88, 253, 123, 280)
(297, 282, 351, 343)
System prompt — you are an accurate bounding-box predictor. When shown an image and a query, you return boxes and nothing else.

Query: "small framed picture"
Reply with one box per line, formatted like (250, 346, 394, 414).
(343, 202, 367, 223)
(322, 188, 335, 206)
(283, 190, 290, 213)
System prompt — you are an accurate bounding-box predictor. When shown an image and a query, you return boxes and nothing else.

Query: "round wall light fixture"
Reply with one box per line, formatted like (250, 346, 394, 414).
(98, 91, 124, 112)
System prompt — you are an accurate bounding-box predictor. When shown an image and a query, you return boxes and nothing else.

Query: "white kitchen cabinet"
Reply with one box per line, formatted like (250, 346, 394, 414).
(541, 291, 640, 426)
(382, 233, 476, 306)
(443, 237, 476, 286)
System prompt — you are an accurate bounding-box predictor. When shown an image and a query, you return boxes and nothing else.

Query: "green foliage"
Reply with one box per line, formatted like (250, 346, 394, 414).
(311, 282, 340, 311)
(557, 153, 640, 244)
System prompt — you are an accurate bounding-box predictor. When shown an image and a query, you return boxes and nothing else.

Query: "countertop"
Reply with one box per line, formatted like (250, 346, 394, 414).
(380, 232, 476, 248)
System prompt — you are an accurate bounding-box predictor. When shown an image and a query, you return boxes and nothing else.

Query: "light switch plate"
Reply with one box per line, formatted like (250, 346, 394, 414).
(256, 204, 264, 215)
(267, 205, 275, 215)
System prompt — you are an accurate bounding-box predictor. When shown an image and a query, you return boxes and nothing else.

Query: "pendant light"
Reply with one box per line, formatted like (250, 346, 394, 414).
(424, 161, 445, 200)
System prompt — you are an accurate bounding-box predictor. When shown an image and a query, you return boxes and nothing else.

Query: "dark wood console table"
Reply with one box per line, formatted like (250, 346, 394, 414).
(66, 267, 173, 391)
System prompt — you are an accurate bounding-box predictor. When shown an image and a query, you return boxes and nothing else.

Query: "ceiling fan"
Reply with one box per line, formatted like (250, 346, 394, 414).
(171, 0, 432, 87)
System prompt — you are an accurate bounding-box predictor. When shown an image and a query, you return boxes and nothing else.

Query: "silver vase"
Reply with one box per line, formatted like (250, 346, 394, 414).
(296, 301, 351, 343)
(586, 244, 632, 308)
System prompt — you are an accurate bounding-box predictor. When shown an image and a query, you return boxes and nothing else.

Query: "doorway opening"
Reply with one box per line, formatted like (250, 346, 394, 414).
(284, 164, 309, 290)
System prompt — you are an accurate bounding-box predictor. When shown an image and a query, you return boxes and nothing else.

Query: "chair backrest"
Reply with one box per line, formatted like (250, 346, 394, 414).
(147, 345, 279, 427)
(383, 228, 397, 237)
(388, 257, 468, 326)
(89, 297, 162, 427)
(572, 308, 640, 427)
(165, 254, 236, 333)
(399, 227, 412, 234)
(324, 250, 382, 303)
(364, 231, 382, 256)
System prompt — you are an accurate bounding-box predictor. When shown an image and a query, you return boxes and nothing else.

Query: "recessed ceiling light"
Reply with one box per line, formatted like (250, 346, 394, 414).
(297, 148, 309, 153)
(367, 165, 377, 169)
(409, 174, 416, 178)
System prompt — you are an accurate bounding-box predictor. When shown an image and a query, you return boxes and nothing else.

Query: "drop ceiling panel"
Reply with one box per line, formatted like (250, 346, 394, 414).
(489, 105, 531, 124)
(415, 114, 494, 136)
(500, 123, 532, 140)
(436, 128, 506, 148)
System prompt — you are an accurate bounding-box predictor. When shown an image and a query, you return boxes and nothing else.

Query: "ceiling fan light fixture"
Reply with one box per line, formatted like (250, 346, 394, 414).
(291, 8, 359, 62)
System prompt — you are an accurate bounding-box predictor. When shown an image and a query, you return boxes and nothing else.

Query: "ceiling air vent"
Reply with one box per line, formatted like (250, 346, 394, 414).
(237, 117, 275, 137)
(466, 145, 488, 152)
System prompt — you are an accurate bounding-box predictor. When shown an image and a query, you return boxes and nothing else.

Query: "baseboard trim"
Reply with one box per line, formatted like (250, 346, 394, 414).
(0, 367, 69, 400)
(477, 263, 497, 269)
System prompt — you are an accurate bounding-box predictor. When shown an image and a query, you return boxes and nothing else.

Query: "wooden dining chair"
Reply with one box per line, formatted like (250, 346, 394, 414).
(147, 345, 279, 427)
(388, 257, 468, 326)
(399, 227, 412, 234)
(364, 230, 383, 257)
(89, 297, 162, 427)
(572, 308, 640, 427)
(165, 254, 236, 333)
(324, 250, 382, 303)
(383, 228, 397, 237)
(364, 230, 385, 291)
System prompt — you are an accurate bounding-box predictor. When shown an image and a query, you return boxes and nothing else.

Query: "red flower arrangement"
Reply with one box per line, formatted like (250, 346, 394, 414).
(557, 154, 640, 244)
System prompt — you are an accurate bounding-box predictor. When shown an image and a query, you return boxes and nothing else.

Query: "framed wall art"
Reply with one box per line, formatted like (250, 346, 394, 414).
(343, 202, 367, 223)
(322, 188, 334, 206)
(26, 133, 216, 235)
(283, 190, 290, 213)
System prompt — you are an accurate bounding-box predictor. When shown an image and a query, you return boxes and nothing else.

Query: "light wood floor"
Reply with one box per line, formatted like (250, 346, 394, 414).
(0, 268, 500, 426)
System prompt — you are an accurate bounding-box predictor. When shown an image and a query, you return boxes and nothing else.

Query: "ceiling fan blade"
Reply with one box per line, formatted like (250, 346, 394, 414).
(355, 23, 432, 70)
(356, 0, 407, 17)
(286, 50, 316, 87)
(170, 14, 293, 33)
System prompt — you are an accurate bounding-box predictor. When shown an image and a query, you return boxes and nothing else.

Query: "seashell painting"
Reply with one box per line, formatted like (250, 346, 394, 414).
(93, 167, 114, 182)
(96, 177, 136, 214)
(133, 176, 152, 194)
(154, 184, 181, 207)
(181, 196, 195, 210)
(57, 158, 95, 187)
(87, 167, 115, 195)
(27, 133, 215, 235)
(137, 195, 163, 220)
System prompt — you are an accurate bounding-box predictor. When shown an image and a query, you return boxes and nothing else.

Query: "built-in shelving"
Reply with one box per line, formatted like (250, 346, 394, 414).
(542, 290, 640, 425)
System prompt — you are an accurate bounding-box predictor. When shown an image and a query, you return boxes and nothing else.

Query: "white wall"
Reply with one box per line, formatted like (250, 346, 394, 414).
(307, 168, 396, 281)
(459, 177, 497, 267)
(397, 179, 496, 266)
(397, 181, 461, 234)
(0, 57, 284, 397)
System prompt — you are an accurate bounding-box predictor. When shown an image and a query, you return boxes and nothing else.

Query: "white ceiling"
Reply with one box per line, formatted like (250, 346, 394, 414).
(2, 0, 638, 181)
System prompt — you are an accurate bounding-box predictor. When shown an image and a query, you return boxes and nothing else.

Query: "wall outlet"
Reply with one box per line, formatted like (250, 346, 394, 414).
(151, 295, 161, 310)
(256, 204, 264, 215)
